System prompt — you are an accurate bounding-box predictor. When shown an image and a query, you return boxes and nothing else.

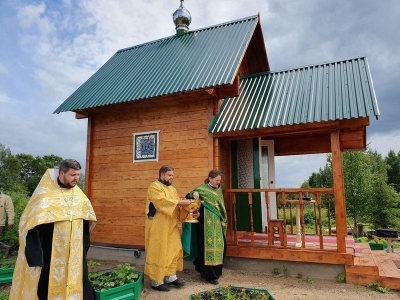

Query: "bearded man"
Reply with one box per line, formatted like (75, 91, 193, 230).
(10, 159, 97, 300)
(144, 165, 199, 291)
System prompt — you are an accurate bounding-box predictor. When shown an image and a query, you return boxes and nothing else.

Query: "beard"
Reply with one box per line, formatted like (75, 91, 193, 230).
(64, 182, 77, 188)
(159, 178, 172, 186)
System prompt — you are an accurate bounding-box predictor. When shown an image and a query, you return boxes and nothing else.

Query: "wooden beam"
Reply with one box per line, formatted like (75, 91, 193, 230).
(226, 245, 353, 265)
(212, 118, 370, 139)
(215, 76, 240, 99)
(330, 130, 347, 253)
(209, 98, 217, 170)
(85, 116, 93, 197)
(75, 112, 88, 119)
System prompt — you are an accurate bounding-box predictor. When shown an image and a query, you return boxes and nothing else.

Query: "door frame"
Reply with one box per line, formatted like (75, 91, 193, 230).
(259, 139, 277, 230)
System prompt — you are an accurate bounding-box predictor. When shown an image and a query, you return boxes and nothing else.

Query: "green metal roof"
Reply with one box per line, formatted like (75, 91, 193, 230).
(208, 56, 379, 133)
(54, 15, 260, 114)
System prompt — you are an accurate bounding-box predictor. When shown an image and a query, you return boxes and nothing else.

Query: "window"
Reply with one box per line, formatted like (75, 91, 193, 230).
(133, 130, 160, 163)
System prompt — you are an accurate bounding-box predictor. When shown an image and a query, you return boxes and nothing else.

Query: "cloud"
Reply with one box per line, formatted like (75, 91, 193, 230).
(0, 109, 87, 165)
(276, 154, 327, 188)
(0, 64, 8, 75)
(17, 2, 55, 35)
(1, 0, 399, 186)
(0, 91, 13, 103)
(368, 130, 400, 156)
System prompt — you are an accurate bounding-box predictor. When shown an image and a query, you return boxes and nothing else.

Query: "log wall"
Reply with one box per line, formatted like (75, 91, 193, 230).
(87, 93, 217, 247)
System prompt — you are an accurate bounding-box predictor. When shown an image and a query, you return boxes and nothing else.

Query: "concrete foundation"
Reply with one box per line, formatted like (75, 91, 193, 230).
(88, 245, 344, 280)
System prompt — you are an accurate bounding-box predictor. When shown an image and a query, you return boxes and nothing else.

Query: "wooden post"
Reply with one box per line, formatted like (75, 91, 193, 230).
(330, 130, 347, 253)
(232, 193, 238, 245)
(85, 116, 93, 197)
(248, 192, 255, 245)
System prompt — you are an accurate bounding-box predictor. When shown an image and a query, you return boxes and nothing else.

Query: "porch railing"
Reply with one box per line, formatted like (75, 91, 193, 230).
(224, 188, 348, 253)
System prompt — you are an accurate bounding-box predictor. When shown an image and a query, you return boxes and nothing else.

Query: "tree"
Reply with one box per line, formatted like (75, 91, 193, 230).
(0, 152, 24, 193)
(0, 144, 64, 195)
(306, 148, 400, 231)
(0, 144, 12, 164)
(385, 150, 400, 192)
(367, 150, 400, 229)
(342, 150, 371, 228)
(308, 160, 332, 188)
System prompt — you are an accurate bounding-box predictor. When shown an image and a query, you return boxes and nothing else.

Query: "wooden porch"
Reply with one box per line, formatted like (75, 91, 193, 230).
(223, 188, 400, 290)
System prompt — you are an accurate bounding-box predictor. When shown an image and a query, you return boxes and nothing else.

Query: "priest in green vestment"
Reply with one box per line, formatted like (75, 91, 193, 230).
(182, 169, 227, 285)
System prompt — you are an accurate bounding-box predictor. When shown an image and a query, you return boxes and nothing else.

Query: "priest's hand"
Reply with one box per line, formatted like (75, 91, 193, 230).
(192, 211, 200, 219)
(178, 199, 191, 206)
(193, 191, 199, 200)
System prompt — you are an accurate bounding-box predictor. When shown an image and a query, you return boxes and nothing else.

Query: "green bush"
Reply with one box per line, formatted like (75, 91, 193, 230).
(369, 238, 387, 244)
(0, 254, 16, 268)
(0, 291, 9, 300)
(2, 191, 29, 253)
(355, 237, 369, 243)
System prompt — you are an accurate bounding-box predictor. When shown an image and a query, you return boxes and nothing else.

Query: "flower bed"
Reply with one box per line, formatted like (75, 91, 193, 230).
(89, 262, 144, 300)
(189, 285, 275, 300)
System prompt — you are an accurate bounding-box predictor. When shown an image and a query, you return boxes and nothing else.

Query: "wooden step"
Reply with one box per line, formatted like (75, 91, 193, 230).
(371, 251, 400, 278)
(346, 243, 400, 289)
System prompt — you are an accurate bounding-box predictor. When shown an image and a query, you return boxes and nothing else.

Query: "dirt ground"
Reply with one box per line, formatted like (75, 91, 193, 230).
(97, 260, 400, 300)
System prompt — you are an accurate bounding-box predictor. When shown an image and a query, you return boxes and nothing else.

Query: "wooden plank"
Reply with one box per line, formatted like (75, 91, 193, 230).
(346, 265, 379, 276)
(371, 251, 400, 278)
(226, 244, 353, 265)
(274, 134, 330, 155)
(91, 207, 145, 216)
(94, 215, 145, 226)
(346, 271, 400, 290)
(91, 231, 144, 246)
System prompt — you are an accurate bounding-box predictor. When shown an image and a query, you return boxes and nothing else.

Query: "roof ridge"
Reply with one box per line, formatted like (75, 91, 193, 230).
(117, 14, 258, 54)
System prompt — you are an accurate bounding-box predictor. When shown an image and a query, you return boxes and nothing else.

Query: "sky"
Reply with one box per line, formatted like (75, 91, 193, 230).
(0, 0, 399, 188)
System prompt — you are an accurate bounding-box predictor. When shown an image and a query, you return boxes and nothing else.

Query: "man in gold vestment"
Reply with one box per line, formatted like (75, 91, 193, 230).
(10, 159, 97, 300)
(145, 165, 199, 292)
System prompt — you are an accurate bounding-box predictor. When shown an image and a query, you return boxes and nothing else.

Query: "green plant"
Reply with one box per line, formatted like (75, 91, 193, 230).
(296, 273, 304, 281)
(0, 255, 16, 269)
(296, 273, 313, 284)
(0, 291, 9, 300)
(282, 265, 288, 277)
(272, 268, 280, 275)
(88, 262, 140, 291)
(367, 282, 390, 294)
(190, 285, 271, 300)
(305, 276, 314, 284)
(355, 237, 368, 243)
(369, 238, 387, 245)
(336, 273, 345, 283)
(87, 259, 101, 268)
